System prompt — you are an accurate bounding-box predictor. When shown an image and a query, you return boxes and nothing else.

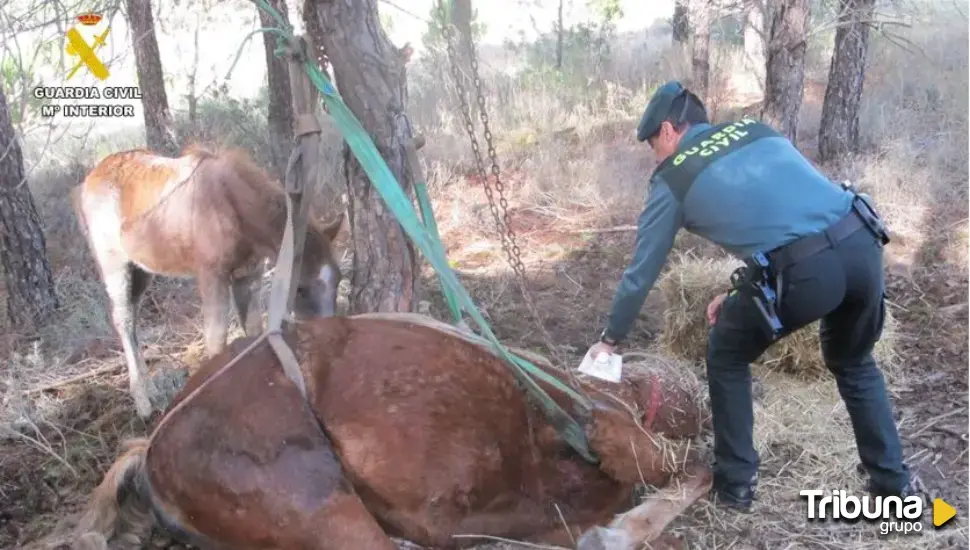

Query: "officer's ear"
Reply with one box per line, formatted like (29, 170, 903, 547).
(655, 121, 674, 144)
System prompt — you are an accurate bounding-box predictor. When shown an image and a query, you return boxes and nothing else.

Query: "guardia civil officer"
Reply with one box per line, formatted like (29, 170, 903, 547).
(585, 81, 915, 512)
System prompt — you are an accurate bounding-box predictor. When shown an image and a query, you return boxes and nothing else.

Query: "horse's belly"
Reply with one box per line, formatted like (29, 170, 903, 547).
(318, 385, 538, 535)
(299, 318, 631, 546)
(303, 326, 553, 543)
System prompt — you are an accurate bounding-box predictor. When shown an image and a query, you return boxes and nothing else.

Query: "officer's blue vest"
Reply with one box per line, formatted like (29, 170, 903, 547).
(653, 118, 781, 203)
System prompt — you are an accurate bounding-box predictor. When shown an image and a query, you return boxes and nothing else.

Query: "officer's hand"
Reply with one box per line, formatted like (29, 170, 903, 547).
(707, 292, 728, 325)
(587, 341, 616, 358)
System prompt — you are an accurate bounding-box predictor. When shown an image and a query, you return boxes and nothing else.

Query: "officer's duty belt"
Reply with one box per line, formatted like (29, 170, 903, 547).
(766, 211, 868, 272)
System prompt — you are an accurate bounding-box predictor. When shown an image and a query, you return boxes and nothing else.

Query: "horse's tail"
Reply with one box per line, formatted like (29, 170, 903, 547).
(72, 438, 155, 550)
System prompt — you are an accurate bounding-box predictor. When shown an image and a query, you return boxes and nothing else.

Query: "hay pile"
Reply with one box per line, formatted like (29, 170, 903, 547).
(655, 256, 901, 381)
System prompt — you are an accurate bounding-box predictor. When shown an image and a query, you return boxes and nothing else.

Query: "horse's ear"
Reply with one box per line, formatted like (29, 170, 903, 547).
(320, 212, 345, 242)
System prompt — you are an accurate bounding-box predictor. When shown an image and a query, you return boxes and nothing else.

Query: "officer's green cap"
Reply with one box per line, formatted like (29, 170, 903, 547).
(637, 80, 688, 142)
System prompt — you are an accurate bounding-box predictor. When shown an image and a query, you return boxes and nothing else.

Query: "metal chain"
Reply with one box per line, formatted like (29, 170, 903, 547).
(467, 27, 529, 283)
(435, 2, 574, 371)
(435, 1, 524, 282)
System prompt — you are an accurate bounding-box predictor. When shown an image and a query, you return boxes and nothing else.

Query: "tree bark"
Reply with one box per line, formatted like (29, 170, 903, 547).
(556, 0, 565, 69)
(301, 0, 328, 74)
(0, 86, 59, 333)
(689, 0, 712, 103)
(452, 0, 473, 54)
(125, 0, 180, 156)
(450, 0, 477, 120)
(818, 0, 875, 163)
(258, 0, 294, 180)
(762, 0, 809, 143)
(742, 0, 767, 87)
(673, 0, 689, 44)
(305, 0, 418, 314)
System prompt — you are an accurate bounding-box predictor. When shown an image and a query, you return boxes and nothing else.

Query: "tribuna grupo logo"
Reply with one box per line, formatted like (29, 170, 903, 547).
(800, 489, 924, 535)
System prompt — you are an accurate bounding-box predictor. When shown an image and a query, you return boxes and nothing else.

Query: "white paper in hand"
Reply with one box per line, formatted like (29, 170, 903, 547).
(578, 350, 623, 383)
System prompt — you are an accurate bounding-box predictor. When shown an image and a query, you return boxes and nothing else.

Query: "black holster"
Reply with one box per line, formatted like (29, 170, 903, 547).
(730, 252, 784, 341)
(842, 182, 890, 246)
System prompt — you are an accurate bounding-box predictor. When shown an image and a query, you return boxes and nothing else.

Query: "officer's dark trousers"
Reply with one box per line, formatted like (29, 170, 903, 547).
(706, 227, 910, 494)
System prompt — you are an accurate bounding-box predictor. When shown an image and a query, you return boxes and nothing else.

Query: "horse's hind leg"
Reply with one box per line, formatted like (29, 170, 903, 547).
(103, 261, 156, 418)
(288, 490, 399, 550)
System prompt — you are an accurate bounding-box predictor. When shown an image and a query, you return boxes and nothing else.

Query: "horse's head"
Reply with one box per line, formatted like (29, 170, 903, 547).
(582, 366, 709, 487)
(294, 212, 345, 318)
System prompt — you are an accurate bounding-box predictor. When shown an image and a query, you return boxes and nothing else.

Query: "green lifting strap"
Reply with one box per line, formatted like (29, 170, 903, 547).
(248, 0, 599, 464)
(414, 181, 463, 325)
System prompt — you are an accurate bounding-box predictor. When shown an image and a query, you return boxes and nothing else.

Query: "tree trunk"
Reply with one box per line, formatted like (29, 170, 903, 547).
(762, 0, 809, 143)
(450, 0, 477, 120)
(0, 87, 59, 333)
(258, 0, 294, 179)
(452, 0, 473, 54)
(673, 0, 689, 44)
(689, 0, 712, 103)
(125, 0, 180, 156)
(305, 0, 418, 314)
(743, 0, 767, 87)
(301, 1, 327, 73)
(818, 0, 875, 163)
(556, 0, 564, 69)
(186, 23, 201, 125)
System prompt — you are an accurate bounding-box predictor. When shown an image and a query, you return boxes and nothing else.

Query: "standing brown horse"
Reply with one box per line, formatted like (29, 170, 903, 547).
(68, 313, 713, 550)
(72, 146, 344, 419)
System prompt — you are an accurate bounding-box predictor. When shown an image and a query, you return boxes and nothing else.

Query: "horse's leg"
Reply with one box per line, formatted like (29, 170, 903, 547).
(285, 491, 399, 550)
(103, 261, 155, 418)
(230, 273, 262, 337)
(197, 271, 232, 357)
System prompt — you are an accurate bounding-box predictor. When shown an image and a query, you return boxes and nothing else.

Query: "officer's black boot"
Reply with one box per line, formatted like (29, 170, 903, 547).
(711, 476, 757, 513)
(857, 462, 921, 499)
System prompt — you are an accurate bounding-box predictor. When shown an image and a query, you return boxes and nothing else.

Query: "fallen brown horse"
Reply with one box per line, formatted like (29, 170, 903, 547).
(70, 313, 712, 550)
(72, 146, 344, 420)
